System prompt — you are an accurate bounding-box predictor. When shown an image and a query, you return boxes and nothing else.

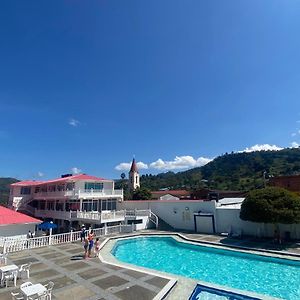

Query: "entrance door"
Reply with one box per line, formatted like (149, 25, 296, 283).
(194, 215, 215, 234)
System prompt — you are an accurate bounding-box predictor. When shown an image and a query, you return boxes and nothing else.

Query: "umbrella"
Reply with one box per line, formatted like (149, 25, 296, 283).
(38, 221, 58, 230)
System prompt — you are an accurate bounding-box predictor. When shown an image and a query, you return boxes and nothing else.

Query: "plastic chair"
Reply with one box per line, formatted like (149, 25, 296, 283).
(11, 291, 24, 300)
(19, 262, 32, 279)
(4, 270, 18, 287)
(0, 253, 8, 265)
(44, 281, 54, 300)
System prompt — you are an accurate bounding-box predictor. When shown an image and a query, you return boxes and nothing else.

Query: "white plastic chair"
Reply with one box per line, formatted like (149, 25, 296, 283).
(0, 253, 8, 265)
(20, 281, 33, 289)
(44, 281, 54, 300)
(11, 291, 24, 300)
(4, 270, 18, 287)
(18, 262, 32, 279)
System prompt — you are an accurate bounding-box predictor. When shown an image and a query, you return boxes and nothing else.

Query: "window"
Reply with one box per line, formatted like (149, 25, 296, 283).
(84, 182, 103, 190)
(20, 187, 31, 195)
(34, 187, 40, 193)
(57, 184, 65, 191)
(66, 182, 74, 191)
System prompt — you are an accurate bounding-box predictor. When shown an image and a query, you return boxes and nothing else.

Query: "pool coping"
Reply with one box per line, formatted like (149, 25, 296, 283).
(99, 232, 296, 300)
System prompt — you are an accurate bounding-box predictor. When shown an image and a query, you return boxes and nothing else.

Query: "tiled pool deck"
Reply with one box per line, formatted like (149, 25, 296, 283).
(0, 231, 299, 300)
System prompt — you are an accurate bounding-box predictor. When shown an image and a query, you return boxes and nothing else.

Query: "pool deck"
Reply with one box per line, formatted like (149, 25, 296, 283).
(0, 230, 299, 300)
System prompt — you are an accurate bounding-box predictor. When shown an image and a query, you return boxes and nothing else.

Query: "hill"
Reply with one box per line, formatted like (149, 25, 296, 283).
(138, 148, 300, 191)
(0, 178, 19, 206)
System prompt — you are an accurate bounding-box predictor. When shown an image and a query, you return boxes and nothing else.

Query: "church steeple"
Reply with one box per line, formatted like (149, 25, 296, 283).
(129, 158, 140, 190)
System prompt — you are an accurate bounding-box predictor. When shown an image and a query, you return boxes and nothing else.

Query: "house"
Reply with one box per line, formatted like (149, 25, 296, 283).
(269, 175, 300, 193)
(151, 190, 191, 201)
(9, 173, 124, 231)
(0, 205, 41, 237)
(190, 189, 246, 201)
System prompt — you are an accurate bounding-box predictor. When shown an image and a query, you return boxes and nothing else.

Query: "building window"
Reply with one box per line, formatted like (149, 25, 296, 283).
(84, 182, 103, 190)
(34, 187, 40, 193)
(66, 182, 74, 191)
(20, 187, 31, 195)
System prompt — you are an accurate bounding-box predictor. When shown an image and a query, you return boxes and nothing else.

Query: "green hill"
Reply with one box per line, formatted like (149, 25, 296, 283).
(0, 178, 19, 206)
(139, 148, 300, 191)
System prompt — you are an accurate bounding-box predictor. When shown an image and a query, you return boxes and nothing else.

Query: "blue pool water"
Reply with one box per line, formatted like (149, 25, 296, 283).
(112, 236, 300, 299)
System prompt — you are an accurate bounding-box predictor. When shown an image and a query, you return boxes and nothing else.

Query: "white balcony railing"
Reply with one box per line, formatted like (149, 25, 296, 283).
(34, 209, 151, 224)
(32, 189, 123, 200)
(3, 225, 128, 254)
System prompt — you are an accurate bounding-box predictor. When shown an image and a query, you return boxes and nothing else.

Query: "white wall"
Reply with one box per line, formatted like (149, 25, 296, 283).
(0, 223, 37, 237)
(215, 207, 300, 239)
(120, 200, 300, 238)
(120, 200, 216, 231)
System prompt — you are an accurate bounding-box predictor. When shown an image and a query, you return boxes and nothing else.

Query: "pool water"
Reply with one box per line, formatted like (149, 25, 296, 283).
(112, 236, 300, 299)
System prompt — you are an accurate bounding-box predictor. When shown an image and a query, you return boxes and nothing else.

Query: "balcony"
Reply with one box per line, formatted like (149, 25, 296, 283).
(34, 209, 126, 223)
(33, 189, 123, 200)
(34, 209, 152, 224)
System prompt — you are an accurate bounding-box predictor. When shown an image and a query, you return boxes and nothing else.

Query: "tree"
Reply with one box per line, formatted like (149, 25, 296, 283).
(120, 173, 126, 180)
(240, 187, 300, 224)
(132, 187, 152, 200)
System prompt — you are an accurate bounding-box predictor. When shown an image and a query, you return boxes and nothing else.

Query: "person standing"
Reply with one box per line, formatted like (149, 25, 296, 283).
(83, 238, 89, 259)
(94, 237, 100, 257)
(80, 225, 86, 242)
(88, 229, 95, 258)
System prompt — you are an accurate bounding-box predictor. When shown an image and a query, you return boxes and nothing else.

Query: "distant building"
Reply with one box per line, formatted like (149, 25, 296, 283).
(269, 175, 300, 193)
(128, 158, 140, 191)
(0, 205, 41, 237)
(9, 173, 124, 231)
(191, 189, 246, 201)
(151, 190, 191, 200)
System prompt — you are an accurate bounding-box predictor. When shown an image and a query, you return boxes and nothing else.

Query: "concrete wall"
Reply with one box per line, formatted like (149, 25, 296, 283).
(215, 207, 300, 239)
(120, 200, 300, 239)
(0, 223, 37, 237)
(120, 200, 216, 231)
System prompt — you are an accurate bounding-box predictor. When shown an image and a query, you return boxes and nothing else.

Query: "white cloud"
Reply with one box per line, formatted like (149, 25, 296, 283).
(68, 118, 80, 127)
(37, 172, 44, 177)
(115, 161, 148, 171)
(242, 144, 283, 153)
(291, 142, 300, 148)
(292, 132, 297, 137)
(150, 155, 212, 171)
(71, 167, 82, 174)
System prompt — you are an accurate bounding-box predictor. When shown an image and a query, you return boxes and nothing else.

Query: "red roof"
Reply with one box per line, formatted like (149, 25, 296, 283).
(0, 206, 41, 226)
(11, 174, 110, 187)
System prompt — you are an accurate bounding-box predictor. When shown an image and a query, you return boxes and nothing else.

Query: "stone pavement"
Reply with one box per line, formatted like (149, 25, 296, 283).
(0, 231, 299, 300)
(0, 236, 170, 300)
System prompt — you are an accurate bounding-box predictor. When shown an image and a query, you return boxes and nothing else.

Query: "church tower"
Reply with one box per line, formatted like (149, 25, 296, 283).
(129, 158, 140, 191)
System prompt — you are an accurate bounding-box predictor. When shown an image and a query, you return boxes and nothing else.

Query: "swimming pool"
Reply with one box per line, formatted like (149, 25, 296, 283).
(112, 236, 300, 299)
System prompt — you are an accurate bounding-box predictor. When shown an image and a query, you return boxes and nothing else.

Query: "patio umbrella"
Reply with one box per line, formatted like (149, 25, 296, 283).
(38, 221, 58, 230)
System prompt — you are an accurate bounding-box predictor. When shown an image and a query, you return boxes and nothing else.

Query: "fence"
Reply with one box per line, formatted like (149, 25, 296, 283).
(2, 224, 129, 254)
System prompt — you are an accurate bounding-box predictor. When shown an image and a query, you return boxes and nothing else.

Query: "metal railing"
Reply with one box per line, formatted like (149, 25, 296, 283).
(2, 224, 126, 254)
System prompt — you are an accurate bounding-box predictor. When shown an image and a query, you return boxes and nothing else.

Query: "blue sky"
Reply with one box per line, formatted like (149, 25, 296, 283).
(1, 1, 300, 180)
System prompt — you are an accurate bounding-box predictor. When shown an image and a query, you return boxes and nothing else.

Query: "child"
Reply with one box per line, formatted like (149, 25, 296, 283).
(94, 237, 100, 257)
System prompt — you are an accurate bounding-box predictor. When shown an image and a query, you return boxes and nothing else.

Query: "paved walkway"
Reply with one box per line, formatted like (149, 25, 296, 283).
(0, 231, 299, 300)
(0, 234, 169, 300)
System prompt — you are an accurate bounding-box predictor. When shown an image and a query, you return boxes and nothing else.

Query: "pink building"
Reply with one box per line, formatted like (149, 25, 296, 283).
(9, 174, 124, 231)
